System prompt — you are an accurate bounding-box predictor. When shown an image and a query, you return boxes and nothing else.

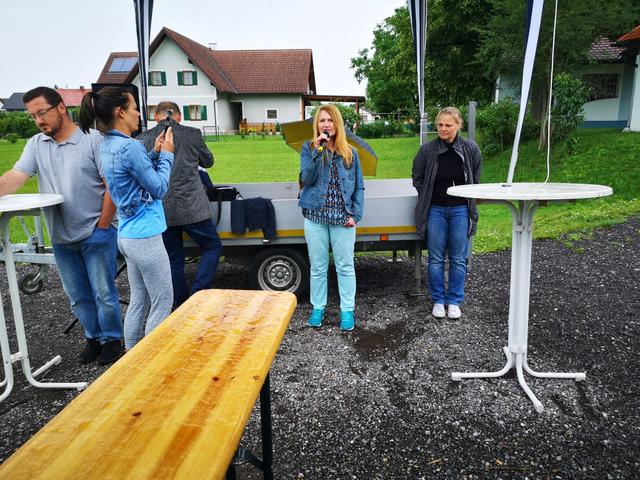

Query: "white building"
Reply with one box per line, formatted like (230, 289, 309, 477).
(97, 27, 316, 133)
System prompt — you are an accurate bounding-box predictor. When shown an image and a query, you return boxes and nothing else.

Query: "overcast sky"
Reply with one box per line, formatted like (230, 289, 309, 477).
(1, 0, 406, 98)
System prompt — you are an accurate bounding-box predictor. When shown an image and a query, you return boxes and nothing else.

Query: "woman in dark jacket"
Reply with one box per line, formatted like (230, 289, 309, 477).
(412, 107, 482, 319)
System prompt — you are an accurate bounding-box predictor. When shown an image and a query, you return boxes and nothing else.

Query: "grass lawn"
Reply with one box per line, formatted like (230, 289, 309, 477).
(1, 130, 639, 251)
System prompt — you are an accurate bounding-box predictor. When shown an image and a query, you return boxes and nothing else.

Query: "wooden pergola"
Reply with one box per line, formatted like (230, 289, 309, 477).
(301, 94, 367, 119)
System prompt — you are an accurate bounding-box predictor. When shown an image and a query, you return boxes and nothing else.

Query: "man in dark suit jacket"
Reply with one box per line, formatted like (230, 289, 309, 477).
(138, 101, 222, 308)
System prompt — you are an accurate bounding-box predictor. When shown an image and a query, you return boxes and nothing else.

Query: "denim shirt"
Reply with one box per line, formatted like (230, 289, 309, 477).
(298, 141, 365, 223)
(101, 129, 174, 238)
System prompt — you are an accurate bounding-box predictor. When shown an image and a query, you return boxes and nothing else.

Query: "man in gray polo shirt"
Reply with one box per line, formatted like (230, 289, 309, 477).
(0, 86, 122, 364)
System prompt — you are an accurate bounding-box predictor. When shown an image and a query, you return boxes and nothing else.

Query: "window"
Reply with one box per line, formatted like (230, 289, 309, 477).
(583, 74, 618, 101)
(108, 57, 137, 73)
(149, 71, 166, 86)
(178, 71, 198, 86)
(266, 109, 278, 120)
(183, 105, 208, 121)
(147, 105, 157, 119)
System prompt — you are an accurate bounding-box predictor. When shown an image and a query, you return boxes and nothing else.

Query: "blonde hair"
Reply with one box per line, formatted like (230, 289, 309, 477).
(436, 107, 464, 129)
(312, 104, 353, 166)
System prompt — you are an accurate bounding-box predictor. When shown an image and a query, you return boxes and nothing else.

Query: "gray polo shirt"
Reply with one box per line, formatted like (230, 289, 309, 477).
(14, 128, 106, 244)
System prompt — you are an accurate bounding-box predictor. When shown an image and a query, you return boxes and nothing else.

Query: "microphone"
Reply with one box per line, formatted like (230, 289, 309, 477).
(317, 130, 330, 153)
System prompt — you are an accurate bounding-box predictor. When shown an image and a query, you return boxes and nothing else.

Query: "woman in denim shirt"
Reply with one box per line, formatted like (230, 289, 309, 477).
(299, 105, 365, 331)
(80, 87, 174, 350)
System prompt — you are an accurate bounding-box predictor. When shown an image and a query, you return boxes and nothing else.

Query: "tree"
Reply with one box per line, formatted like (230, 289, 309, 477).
(309, 103, 360, 130)
(351, 7, 417, 116)
(351, 2, 494, 118)
(476, 0, 640, 147)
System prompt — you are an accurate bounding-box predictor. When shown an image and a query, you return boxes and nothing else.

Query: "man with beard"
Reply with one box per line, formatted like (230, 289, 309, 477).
(0, 86, 122, 364)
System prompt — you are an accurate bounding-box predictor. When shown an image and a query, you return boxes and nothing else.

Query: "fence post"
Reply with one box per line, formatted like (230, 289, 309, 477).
(468, 101, 477, 143)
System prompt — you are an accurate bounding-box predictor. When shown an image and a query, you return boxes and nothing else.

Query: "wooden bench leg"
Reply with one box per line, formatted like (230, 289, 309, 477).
(259, 373, 273, 480)
(226, 373, 274, 479)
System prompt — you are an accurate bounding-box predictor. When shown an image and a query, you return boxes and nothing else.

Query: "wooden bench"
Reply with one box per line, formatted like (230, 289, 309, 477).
(0, 289, 297, 479)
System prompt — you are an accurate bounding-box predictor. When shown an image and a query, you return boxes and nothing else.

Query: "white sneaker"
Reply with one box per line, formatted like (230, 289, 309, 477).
(448, 305, 461, 319)
(432, 303, 445, 318)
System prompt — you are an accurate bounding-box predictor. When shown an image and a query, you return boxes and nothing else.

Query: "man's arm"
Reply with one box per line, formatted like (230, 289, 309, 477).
(194, 131, 214, 168)
(0, 170, 30, 197)
(96, 179, 117, 228)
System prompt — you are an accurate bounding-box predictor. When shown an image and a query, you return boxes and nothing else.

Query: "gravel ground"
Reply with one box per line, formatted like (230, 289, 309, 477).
(1, 217, 639, 479)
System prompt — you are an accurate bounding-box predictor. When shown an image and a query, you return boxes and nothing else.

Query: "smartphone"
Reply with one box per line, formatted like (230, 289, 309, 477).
(164, 109, 173, 133)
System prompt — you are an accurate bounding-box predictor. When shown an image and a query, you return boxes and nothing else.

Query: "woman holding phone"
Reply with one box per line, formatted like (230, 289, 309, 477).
(80, 86, 174, 350)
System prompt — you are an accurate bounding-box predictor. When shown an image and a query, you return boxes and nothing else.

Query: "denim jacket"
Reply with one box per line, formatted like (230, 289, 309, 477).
(101, 130, 174, 238)
(298, 141, 365, 223)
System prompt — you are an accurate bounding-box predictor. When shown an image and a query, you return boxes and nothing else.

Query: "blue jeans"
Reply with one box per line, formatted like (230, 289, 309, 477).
(426, 205, 469, 306)
(52, 225, 121, 343)
(162, 218, 222, 308)
(304, 218, 356, 311)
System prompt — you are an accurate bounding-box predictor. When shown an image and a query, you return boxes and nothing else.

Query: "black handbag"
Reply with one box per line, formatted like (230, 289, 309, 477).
(205, 186, 242, 226)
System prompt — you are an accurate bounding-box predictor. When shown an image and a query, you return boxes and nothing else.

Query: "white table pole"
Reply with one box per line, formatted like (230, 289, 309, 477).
(0, 289, 15, 401)
(0, 213, 87, 393)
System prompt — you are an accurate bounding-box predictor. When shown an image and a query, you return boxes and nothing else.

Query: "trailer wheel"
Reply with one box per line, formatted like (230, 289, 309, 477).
(248, 248, 309, 297)
(19, 273, 44, 294)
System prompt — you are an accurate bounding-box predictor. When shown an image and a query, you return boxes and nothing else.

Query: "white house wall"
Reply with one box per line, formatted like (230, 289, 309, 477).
(581, 64, 623, 122)
(629, 52, 640, 131)
(237, 94, 301, 124)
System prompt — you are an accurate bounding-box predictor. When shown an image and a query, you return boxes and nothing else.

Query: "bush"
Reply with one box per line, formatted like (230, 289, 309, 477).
(356, 120, 406, 138)
(476, 99, 539, 156)
(551, 73, 589, 153)
(0, 112, 39, 138)
(4, 133, 19, 143)
(309, 103, 359, 130)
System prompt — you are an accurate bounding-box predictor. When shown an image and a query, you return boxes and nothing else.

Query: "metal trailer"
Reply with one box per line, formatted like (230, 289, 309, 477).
(204, 178, 423, 296)
(0, 178, 424, 297)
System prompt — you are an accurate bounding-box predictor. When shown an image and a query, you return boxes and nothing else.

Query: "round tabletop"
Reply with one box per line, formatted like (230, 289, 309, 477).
(0, 194, 64, 213)
(448, 182, 613, 201)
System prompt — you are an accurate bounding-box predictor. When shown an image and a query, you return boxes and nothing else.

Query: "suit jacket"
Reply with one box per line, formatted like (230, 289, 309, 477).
(138, 120, 214, 226)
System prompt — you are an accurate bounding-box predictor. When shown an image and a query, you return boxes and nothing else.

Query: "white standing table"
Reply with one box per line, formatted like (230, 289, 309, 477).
(0, 194, 87, 401)
(448, 183, 612, 412)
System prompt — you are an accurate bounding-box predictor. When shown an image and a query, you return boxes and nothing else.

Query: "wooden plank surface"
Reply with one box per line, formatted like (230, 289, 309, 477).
(0, 289, 297, 480)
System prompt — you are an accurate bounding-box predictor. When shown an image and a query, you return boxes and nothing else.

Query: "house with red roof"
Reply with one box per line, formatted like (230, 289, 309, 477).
(97, 27, 316, 133)
(495, 25, 640, 130)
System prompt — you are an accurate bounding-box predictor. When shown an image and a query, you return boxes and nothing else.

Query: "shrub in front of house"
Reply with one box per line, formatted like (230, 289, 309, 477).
(0, 112, 39, 139)
(357, 120, 406, 138)
(476, 99, 538, 156)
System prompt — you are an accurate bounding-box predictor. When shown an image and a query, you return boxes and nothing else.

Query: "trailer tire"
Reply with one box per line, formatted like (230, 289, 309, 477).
(19, 273, 44, 294)
(248, 248, 309, 297)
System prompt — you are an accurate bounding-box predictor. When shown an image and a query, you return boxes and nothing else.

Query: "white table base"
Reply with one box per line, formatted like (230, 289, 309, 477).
(1, 208, 87, 402)
(451, 199, 585, 413)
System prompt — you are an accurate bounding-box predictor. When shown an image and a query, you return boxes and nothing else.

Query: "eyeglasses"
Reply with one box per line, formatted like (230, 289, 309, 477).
(29, 103, 60, 120)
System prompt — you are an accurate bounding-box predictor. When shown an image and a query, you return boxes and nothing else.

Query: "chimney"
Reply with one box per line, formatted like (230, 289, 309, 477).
(208, 42, 217, 50)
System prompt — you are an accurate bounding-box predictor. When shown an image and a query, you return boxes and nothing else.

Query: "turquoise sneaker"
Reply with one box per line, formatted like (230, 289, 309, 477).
(307, 309, 325, 328)
(340, 311, 355, 331)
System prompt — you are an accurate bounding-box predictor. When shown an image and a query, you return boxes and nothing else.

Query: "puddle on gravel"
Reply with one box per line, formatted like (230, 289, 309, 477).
(353, 321, 410, 361)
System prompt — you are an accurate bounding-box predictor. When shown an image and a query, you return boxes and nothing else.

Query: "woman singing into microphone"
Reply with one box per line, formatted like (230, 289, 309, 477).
(298, 105, 365, 331)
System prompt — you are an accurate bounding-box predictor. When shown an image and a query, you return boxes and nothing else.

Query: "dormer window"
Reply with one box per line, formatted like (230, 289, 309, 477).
(178, 71, 198, 86)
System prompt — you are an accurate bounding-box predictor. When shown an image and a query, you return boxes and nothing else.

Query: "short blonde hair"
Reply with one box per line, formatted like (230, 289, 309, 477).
(312, 104, 353, 166)
(436, 107, 464, 129)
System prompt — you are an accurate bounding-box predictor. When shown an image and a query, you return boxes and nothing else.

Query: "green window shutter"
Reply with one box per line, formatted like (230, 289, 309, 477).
(161, 71, 166, 86)
(148, 72, 153, 85)
(177, 71, 184, 86)
(183, 105, 190, 120)
(201, 105, 207, 120)
(192, 71, 198, 85)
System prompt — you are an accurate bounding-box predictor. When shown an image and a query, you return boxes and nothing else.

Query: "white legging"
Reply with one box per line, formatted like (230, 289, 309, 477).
(118, 234, 173, 349)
